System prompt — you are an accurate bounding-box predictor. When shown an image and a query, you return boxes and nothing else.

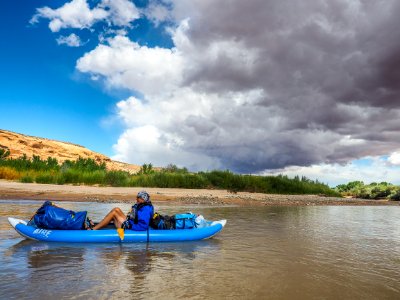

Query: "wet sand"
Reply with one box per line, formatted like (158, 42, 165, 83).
(0, 180, 398, 206)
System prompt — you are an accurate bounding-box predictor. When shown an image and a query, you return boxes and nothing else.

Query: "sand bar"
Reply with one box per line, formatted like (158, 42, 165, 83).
(0, 180, 398, 206)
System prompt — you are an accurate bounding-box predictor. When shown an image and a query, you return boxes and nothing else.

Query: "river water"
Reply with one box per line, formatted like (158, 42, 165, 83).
(0, 200, 399, 299)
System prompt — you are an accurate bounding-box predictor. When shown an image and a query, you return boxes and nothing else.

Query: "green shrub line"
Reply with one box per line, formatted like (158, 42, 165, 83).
(335, 181, 400, 200)
(0, 155, 340, 196)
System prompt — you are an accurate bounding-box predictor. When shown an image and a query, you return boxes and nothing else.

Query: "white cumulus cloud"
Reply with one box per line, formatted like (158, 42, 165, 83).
(31, 0, 139, 32)
(388, 152, 400, 165)
(112, 119, 220, 170)
(100, 0, 140, 27)
(144, 1, 171, 26)
(31, 0, 107, 32)
(76, 34, 183, 95)
(56, 33, 83, 47)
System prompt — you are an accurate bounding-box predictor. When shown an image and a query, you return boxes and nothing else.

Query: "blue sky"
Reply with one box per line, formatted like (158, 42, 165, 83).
(0, 0, 171, 155)
(1, 0, 400, 186)
(0, 1, 115, 154)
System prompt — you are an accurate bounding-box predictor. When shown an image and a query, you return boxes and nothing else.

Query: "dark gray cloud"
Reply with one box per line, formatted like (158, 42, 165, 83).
(75, 0, 400, 173)
(166, 0, 400, 172)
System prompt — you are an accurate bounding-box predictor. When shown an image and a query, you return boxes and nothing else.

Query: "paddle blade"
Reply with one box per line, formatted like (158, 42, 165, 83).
(117, 228, 125, 240)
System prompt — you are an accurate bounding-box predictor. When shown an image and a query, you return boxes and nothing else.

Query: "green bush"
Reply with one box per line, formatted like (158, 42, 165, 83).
(335, 181, 400, 200)
(389, 189, 400, 201)
(20, 175, 34, 183)
(60, 169, 81, 184)
(105, 170, 129, 186)
(62, 157, 106, 172)
(81, 170, 106, 185)
(35, 173, 57, 184)
(56, 175, 66, 185)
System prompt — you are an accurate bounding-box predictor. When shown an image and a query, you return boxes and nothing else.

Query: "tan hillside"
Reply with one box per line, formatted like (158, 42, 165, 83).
(0, 129, 141, 173)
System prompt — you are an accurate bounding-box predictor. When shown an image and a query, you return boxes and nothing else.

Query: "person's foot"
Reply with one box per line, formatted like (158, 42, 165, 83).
(84, 217, 94, 230)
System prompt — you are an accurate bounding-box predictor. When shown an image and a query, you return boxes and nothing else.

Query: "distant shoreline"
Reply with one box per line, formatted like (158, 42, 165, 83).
(0, 180, 398, 206)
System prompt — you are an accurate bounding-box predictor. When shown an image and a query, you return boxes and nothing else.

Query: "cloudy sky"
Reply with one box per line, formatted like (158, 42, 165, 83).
(1, 0, 400, 186)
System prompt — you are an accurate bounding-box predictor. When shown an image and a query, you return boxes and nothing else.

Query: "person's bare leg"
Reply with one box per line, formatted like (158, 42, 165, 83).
(92, 207, 126, 230)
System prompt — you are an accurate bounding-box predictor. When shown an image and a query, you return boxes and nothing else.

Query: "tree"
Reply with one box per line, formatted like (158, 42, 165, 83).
(139, 163, 154, 175)
(0, 148, 10, 160)
(163, 163, 188, 173)
(336, 181, 364, 192)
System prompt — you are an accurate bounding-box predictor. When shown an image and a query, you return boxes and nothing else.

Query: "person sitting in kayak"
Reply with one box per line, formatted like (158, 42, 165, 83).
(92, 191, 154, 231)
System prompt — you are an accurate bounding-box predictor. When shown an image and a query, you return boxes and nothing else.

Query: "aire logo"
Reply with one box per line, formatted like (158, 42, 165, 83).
(33, 229, 52, 238)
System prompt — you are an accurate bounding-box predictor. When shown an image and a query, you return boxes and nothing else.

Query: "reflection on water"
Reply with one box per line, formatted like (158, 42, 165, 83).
(0, 200, 399, 299)
(4, 237, 221, 299)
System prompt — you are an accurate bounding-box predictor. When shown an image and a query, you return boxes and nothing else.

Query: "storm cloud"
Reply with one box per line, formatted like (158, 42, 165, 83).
(75, 0, 400, 172)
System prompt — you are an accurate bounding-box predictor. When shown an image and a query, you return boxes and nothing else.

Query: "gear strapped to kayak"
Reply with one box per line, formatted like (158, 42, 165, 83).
(29, 201, 91, 230)
(151, 212, 199, 230)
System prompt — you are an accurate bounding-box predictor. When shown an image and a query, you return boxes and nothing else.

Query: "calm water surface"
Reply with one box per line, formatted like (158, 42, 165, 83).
(0, 200, 399, 299)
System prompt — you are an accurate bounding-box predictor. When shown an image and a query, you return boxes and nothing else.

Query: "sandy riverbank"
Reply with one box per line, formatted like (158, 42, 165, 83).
(0, 180, 398, 206)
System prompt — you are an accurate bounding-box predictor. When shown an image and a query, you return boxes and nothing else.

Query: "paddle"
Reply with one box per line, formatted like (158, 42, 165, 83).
(117, 228, 125, 240)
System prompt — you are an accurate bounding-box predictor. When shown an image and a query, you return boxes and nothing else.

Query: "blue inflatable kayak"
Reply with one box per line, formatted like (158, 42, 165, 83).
(8, 217, 226, 243)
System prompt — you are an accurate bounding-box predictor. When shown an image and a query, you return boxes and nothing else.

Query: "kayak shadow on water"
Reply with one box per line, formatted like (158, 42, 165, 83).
(6, 239, 88, 269)
(6, 238, 223, 282)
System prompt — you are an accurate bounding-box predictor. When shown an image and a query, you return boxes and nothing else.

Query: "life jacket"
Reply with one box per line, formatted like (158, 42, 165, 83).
(131, 202, 154, 224)
(124, 202, 154, 231)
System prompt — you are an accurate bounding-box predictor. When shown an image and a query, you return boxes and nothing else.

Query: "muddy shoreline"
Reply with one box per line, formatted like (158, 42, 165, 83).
(0, 180, 398, 206)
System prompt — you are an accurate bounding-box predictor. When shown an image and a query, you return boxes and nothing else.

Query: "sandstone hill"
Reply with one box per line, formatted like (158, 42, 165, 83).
(0, 129, 141, 173)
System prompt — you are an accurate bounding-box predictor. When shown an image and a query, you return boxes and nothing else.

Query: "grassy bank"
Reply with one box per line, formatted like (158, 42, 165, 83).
(0, 154, 339, 196)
